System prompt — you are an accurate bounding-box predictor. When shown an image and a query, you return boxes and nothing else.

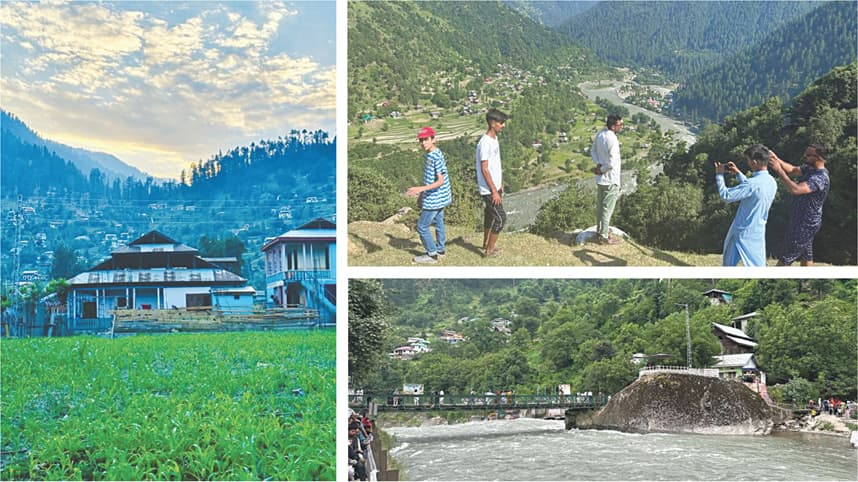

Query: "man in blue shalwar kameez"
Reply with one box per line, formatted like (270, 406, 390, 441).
(714, 144, 777, 267)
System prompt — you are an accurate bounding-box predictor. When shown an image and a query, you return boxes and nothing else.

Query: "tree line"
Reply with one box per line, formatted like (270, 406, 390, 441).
(673, 1, 857, 121)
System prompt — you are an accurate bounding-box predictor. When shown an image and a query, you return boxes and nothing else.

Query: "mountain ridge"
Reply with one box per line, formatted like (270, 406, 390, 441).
(1, 109, 151, 182)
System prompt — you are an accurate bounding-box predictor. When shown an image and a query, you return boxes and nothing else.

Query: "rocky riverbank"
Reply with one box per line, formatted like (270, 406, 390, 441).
(571, 372, 790, 435)
(776, 412, 856, 439)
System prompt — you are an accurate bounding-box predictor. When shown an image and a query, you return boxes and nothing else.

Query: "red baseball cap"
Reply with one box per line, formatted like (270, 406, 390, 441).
(417, 126, 435, 139)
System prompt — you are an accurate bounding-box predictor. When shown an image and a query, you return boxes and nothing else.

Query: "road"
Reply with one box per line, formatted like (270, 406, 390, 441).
(578, 80, 697, 147)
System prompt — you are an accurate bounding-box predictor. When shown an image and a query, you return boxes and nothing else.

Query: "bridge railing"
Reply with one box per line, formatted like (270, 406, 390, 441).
(638, 365, 719, 378)
(348, 393, 609, 411)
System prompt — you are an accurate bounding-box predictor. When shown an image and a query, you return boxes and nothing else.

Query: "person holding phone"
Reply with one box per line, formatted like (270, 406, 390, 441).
(714, 144, 777, 266)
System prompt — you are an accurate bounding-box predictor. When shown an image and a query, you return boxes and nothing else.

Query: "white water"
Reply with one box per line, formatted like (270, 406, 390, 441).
(386, 418, 857, 480)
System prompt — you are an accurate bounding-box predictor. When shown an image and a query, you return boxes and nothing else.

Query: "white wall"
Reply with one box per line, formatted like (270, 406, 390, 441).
(164, 286, 211, 308)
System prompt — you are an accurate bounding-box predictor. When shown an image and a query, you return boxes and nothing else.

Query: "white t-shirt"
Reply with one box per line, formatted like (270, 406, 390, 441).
(591, 128, 621, 186)
(476, 134, 502, 195)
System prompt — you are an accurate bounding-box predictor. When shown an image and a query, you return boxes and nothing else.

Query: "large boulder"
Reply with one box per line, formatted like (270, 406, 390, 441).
(573, 372, 789, 435)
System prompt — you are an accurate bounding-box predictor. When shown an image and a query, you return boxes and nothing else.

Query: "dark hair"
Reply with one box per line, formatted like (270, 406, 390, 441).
(486, 108, 508, 125)
(809, 143, 827, 159)
(349, 422, 361, 430)
(606, 114, 622, 129)
(743, 144, 770, 166)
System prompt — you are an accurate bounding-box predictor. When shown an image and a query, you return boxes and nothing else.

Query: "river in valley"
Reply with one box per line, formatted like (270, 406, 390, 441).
(578, 80, 697, 147)
(385, 418, 856, 480)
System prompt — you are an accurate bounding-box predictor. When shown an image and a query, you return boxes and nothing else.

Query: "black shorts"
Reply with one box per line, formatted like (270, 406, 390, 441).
(482, 194, 506, 233)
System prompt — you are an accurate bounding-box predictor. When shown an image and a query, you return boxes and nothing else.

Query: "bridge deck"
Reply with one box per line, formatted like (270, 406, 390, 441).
(349, 393, 608, 411)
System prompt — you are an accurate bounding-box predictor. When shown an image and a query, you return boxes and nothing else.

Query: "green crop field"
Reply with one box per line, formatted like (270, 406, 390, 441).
(0, 331, 335, 480)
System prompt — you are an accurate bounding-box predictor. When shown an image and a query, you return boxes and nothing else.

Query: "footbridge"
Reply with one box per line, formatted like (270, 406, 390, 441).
(349, 392, 609, 412)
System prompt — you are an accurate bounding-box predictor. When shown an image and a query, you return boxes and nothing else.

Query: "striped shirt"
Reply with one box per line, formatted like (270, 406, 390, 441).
(421, 149, 452, 210)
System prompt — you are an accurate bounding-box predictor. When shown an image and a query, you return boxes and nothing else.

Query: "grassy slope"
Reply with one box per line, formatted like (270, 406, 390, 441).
(349, 221, 735, 267)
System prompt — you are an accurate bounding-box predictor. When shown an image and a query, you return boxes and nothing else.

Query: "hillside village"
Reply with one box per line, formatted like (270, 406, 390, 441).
(385, 287, 773, 400)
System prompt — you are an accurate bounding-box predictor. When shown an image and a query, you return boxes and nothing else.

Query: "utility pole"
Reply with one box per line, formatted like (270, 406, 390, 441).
(676, 303, 691, 368)
(12, 195, 24, 337)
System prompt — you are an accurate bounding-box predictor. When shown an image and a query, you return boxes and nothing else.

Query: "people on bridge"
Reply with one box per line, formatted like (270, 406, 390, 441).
(348, 421, 367, 481)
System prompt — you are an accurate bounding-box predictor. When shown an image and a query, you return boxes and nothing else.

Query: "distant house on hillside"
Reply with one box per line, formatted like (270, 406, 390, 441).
(729, 311, 757, 333)
(711, 320, 767, 396)
(711, 322, 757, 355)
(390, 346, 417, 360)
(712, 353, 761, 380)
(440, 329, 465, 344)
(491, 318, 512, 334)
(262, 218, 336, 324)
(702, 289, 733, 305)
(66, 230, 252, 333)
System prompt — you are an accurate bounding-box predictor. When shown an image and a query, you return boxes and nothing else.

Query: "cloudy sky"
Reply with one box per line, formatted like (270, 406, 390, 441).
(0, 1, 335, 179)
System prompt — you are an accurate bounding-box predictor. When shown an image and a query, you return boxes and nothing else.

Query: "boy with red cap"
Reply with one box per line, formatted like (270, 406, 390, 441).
(406, 126, 452, 264)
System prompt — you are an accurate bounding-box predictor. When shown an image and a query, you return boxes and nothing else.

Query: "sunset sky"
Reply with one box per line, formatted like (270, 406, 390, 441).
(0, 1, 335, 179)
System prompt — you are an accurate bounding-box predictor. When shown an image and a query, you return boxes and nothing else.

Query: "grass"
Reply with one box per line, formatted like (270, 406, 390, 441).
(0, 331, 335, 480)
(348, 221, 731, 267)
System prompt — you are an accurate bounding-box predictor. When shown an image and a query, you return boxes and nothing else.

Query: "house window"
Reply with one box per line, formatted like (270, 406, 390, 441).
(82, 301, 97, 319)
(311, 243, 329, 270)
(287, 247, 300, 270)
(186, 293, 212, 307)
(117, 297, 127, 308)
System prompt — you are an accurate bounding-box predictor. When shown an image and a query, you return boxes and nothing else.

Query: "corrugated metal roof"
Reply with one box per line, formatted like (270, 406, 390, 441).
(725, 335, 758, 348)
(712, 322, 754, 341)
(212, 286, 257, 295)
(731, 312, 758, 321)
(69, 268, 245, 286)
(713, 353, 757, 369)
(262, 228, 336, 251)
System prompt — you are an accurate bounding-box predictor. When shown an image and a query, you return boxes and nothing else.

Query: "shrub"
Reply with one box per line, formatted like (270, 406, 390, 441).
(531, 184, 594, 236)
(348, 166, 402, 222)
(615, 176, 704, 251)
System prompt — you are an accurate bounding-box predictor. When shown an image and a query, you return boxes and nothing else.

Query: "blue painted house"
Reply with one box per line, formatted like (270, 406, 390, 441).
(262, 218, 336, 324)
(66, 231, 252, 333)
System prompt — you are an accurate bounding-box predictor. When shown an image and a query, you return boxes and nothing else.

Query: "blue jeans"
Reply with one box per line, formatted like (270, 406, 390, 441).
(417, 209, 445, 255)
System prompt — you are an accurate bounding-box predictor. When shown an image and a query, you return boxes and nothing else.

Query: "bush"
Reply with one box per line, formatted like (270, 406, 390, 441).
(769, 377, 816, 406)
(614, 176, 705, 251)
(348, 167, 402, 222)
(531, 184, 594, 236)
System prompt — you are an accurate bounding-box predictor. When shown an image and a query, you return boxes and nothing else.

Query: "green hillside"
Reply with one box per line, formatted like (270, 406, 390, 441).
(348, 0, 608, 120)
(674, 1, 858, 121)
(557, 1, 817, 80)
(349, 279, 857, 403)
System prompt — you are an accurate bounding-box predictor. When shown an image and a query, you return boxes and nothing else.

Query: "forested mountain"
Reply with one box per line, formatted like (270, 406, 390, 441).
(673, 1, 858, 122)
(503, 1, 597, 27)
(350, 279, 857, 402)
(1, 110, 149, 182)
(1, 112, 335, 288)
(556, 1, 817, 80)
(348, 0, 607, 119)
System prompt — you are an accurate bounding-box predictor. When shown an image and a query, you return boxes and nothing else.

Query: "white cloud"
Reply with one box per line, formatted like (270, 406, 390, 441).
(0, 1, 335, 179)
(141, 16, 205, 66)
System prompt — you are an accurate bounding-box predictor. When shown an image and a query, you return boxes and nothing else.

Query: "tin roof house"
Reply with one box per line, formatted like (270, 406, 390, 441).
(711, 321, 758, 355)
(66, 230, 252, 334)
(711, 316, 767, 394)
(262, 218, 336, 325)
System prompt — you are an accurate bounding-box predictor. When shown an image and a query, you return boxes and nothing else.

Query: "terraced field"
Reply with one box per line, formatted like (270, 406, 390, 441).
(0, 331, 335, 480)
